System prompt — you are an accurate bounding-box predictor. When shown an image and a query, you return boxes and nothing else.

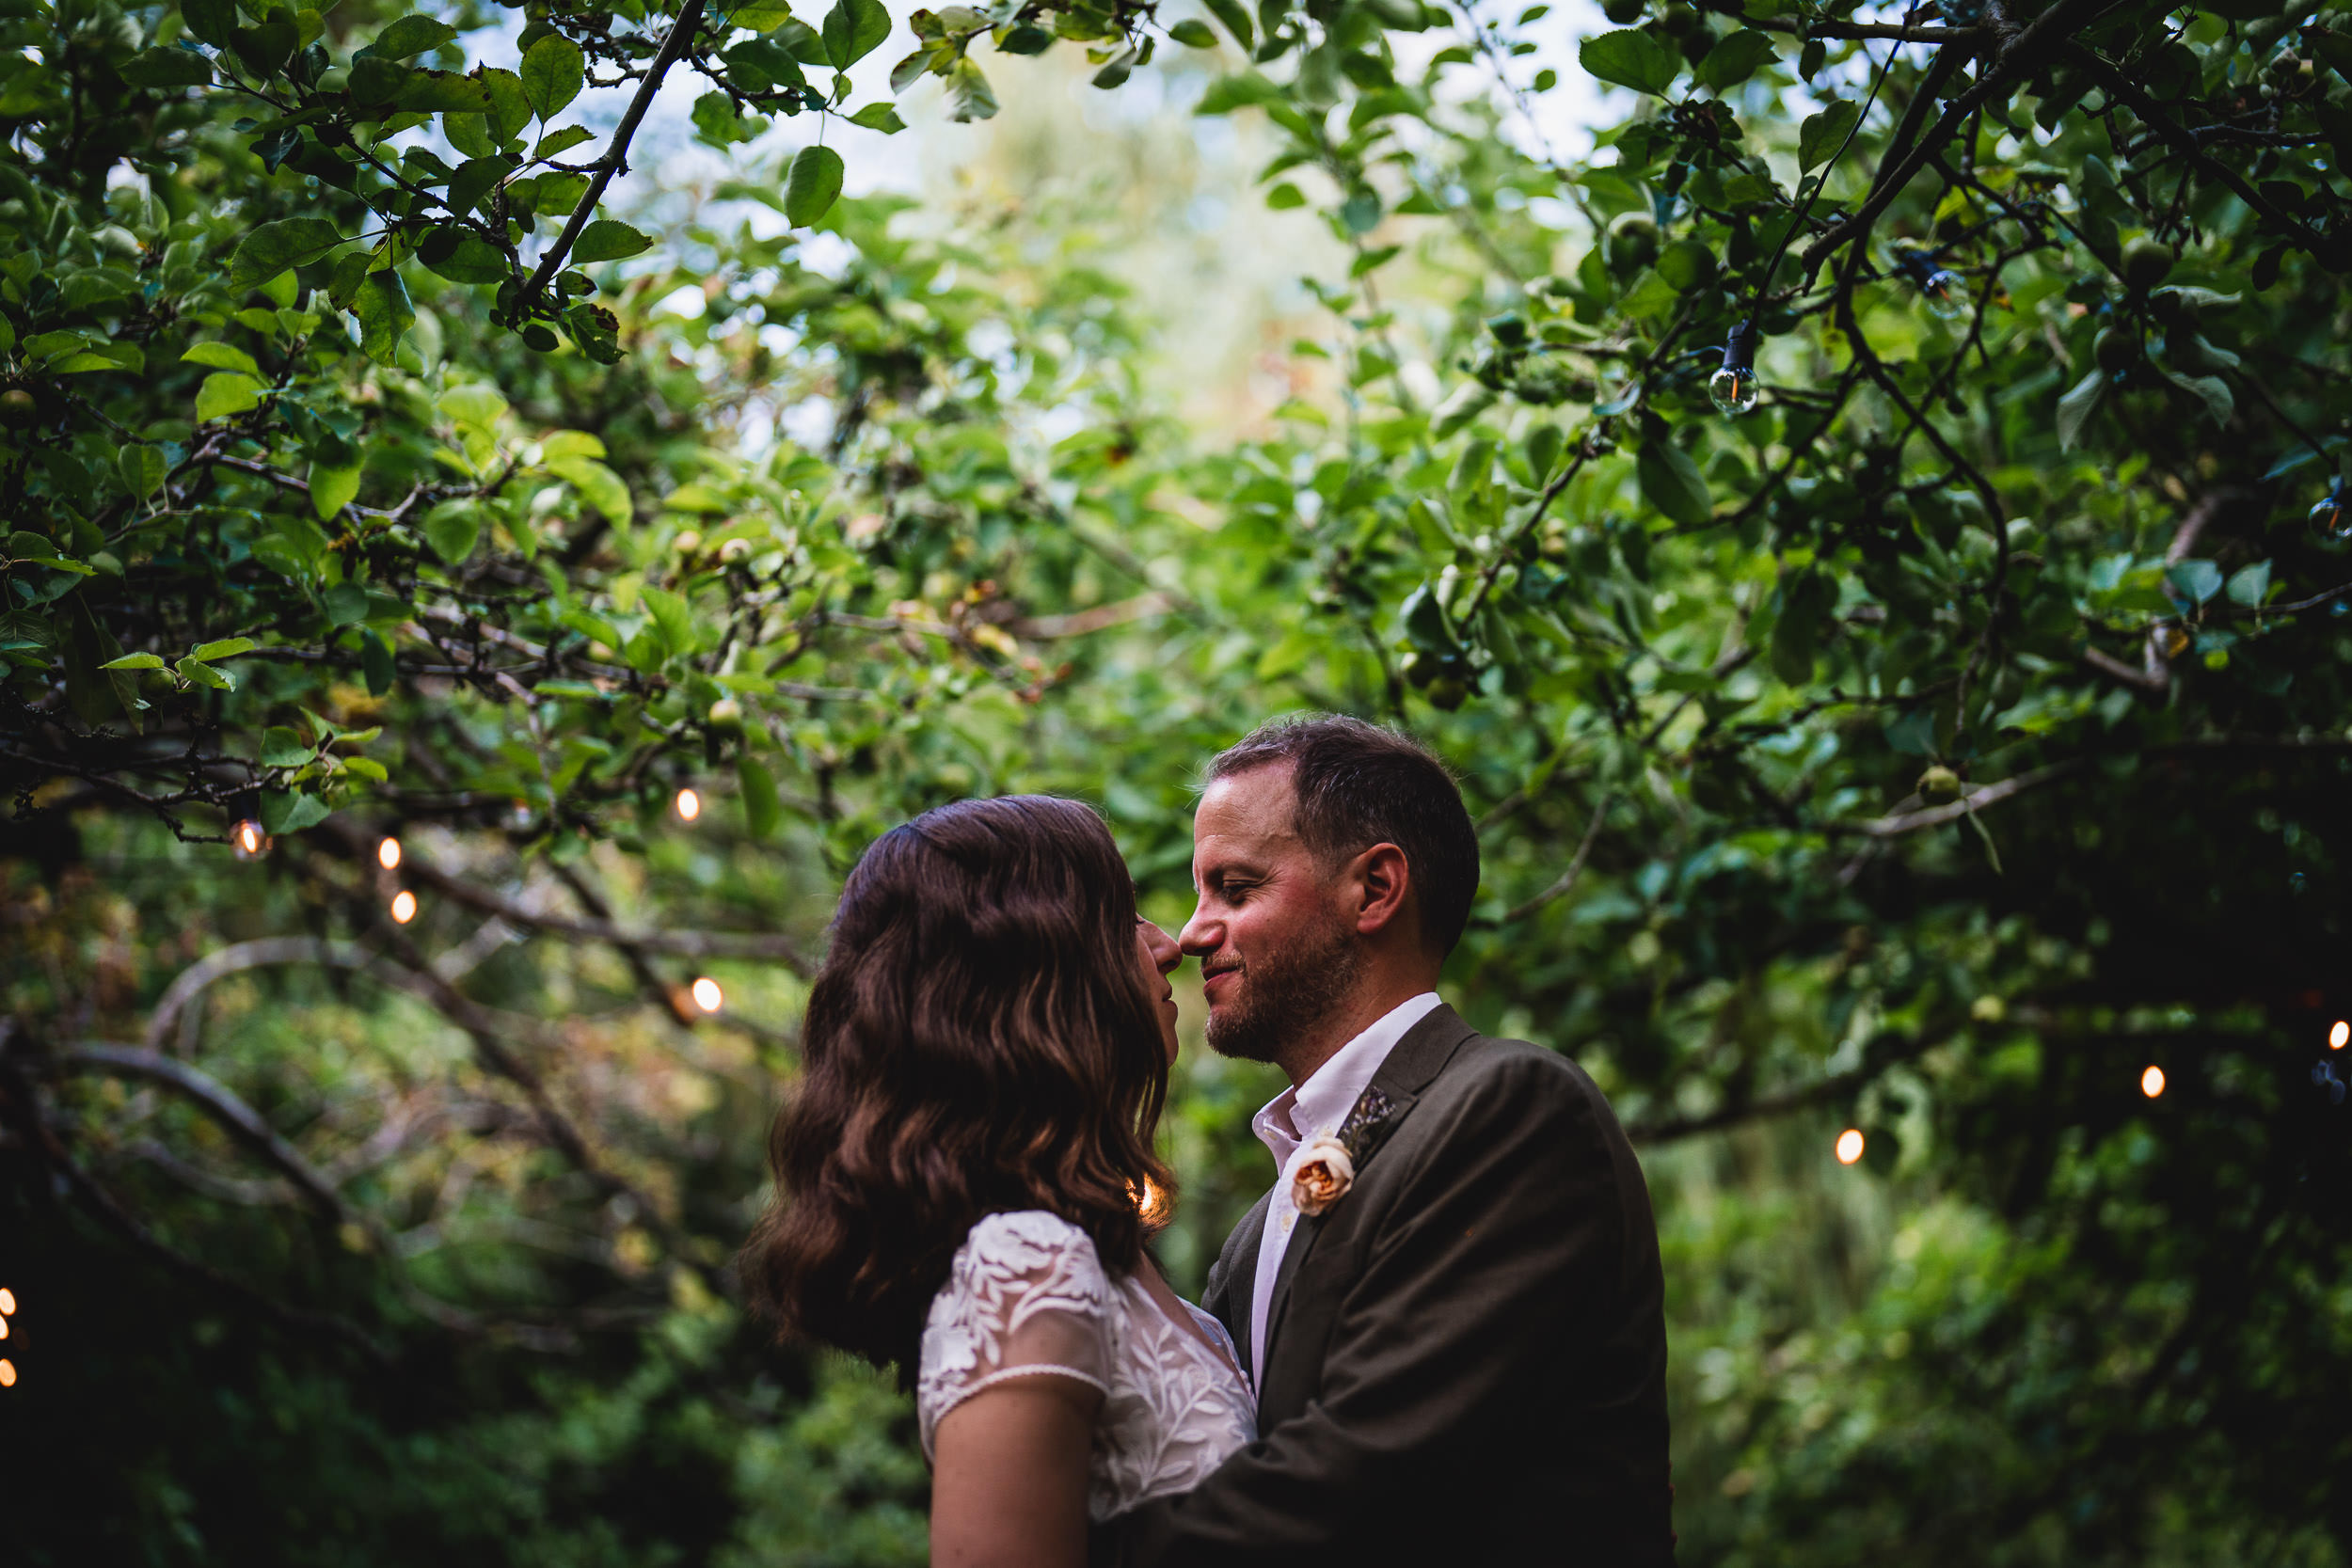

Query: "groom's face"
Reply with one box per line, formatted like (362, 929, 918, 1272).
(1179, 765, 1361, 1065)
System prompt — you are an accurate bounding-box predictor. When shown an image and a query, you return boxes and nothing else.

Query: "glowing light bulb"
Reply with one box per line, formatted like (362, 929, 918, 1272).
(2330, 1020, 2348, 1050)
(231, 819, 268, 859)
(1835, 1129, 1865, 1165)
(0, 1288, 14, 1313)
(1711, 320, 1760, 418)
(1708, 363, 1759, 417)
(2141, 1065, 2166, 1099)
(0, 1315, 8, 1339)
(0, 1359, 14, 1387)
(376, 836, 402, 871)
(1918, 268, 1969, 321)
(675, 787, 702, 822)
(690, 976, 723, 1013)
(2312, 482, 2351, 543)
(390, 890, 418, 925)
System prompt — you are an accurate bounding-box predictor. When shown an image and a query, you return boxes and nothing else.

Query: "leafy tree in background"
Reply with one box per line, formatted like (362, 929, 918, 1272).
(4, 0, 2352, 1560)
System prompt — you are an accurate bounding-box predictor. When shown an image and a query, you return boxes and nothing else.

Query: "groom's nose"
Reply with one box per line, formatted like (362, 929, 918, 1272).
(1177, 902, 1218, 958)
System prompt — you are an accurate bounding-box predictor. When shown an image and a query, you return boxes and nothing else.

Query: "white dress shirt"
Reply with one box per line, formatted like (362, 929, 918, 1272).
(1246, 990, 1442, 1393)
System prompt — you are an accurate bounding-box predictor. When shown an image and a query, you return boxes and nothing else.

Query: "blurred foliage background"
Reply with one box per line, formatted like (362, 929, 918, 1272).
(5, 0, 2352, 1560)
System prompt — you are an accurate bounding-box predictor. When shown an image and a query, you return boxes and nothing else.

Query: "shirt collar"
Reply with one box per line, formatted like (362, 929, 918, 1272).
(1250, 991, 1442, 1173)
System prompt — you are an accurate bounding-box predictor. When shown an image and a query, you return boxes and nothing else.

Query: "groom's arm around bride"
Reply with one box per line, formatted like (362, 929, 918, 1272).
(1108, 718, 1675, 1567)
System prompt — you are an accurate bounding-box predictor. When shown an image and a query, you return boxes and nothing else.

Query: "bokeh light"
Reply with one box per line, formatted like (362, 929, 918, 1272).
(690, 976, 723, 1013)
(376, 836, 402, 870)
(675, 787, 701, 822)
(2142, 1065, 2167, 1099)
(231, 819, 267, 858)
(0, 1359, 14, 1387)
(2331, 1020, 2348, 1051)
(390, 890, 418, 925)
(1836, 1129, 1865, 1165)
(0, 1287, 15, 1314)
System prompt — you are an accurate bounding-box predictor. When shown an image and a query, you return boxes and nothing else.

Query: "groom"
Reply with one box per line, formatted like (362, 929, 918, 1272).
(1106, 716, 1674, 1565)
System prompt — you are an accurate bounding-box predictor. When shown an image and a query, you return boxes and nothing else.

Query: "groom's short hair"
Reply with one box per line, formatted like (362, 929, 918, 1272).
(1206, 715, 1480, 956)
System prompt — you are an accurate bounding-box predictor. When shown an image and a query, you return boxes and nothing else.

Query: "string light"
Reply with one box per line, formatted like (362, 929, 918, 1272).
(2329, 1020, 2347, 1051)
(690, 976, 723, 1013)
(231, 819, 268, 859)
(0, 1360, 14, 1388)
(1835, 1128, 1865, 1165)
(1709, 320, 1760, 418)
(0, 1315, 8, 1339)
(2141, 1065, 2167, 1099)
(0, 1287, 16, 1314)
(1917, 267, 1968, 322)
(390, 890, 418, 925)
(674, 787, 701, 822)
(376, 836, 402, 871)
(2312, 480, 2350, 543)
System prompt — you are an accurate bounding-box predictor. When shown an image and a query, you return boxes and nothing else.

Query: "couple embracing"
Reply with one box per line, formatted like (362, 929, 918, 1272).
(743, 717, 1675, 1566)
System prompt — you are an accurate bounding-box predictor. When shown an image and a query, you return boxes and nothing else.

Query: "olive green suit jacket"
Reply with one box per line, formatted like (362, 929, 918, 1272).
(1104, 1004, 1675, 1566)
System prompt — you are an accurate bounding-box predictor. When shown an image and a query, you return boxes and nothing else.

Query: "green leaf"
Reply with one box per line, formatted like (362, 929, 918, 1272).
(641, 585, 697, 656)
(1799, 99, 1860, 173)
(549, 457, 632, 524)
(847, 102, 905, 133)
(230, 217, 343, 288)
(176, 657, 234, 690)
(520, 35, 586, 122)
(446, 155, 516, 220)
(119, 446, 167, 499)
(2161, 368, 2233, 427)
(360, 627, 396, 695)
(2167, 559, 2223, 606)
(820, 0, 891, 70)
(196, 372, 266, 422)
(1203, 0, 1254, 48)
(1695, 29, 1775, 92)
(572, 219, 654, 265)
(783, 144, 846, 227)
(729, 0, 798, 28)
(2225, 559, 2272, 609)
(396, 70, 493, 114)
(120, 47, 214, 87)
(418, 227, 510, 284)
(259, 788, 331, 833)
(183, 341, 262, 376)
(945, 57, 997, 121)
(311, 463, 361, 519)
(480, 67, 532, 142)
(739, 753, 782, 839)
(352, 268, 415, 368)
(375, 14, 457, 58)
(425, 500, 482, 563)
(1169, 18, 1218, 47)
(261, 725, 312, 767)
(2055, 369, 2106, 452)
(99, 652, 166, 671)
(1579, 29, 1678, 96)
(1092, 46, 1141, 89)
(192, 637, 257, 661)
(533, 124, 596, 159)
(232, 12, 298, 78)
(183, 0, 239, 46)
(1770, 567, 1836, 684)
(1636, 440, 1710, 526)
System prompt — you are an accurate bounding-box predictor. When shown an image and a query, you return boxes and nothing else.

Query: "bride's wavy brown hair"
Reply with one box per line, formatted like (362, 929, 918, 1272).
(739, 794, 1176, 1370)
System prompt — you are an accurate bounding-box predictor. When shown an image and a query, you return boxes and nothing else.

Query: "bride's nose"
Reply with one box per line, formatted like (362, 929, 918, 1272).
(1139, 919, 1181, 976)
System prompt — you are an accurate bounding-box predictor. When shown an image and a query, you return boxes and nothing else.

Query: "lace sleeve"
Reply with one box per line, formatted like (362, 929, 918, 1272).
(916, 1211, 1115, 1460)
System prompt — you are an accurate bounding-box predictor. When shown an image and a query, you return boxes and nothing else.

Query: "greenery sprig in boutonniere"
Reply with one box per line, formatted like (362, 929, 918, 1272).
(1291, 1086, 1398, 1218)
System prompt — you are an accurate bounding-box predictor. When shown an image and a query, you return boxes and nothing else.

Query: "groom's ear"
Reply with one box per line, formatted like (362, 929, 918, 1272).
(1347, 841, 1414, 938)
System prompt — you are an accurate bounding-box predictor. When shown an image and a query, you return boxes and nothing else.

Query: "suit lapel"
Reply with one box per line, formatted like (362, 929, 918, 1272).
(1219, 1191, 1271, 1377)
(1258, 1003, 1480, 1384)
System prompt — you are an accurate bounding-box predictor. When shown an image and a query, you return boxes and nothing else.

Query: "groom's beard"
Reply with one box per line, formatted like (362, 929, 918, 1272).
(1203, 913, 1363, 1066)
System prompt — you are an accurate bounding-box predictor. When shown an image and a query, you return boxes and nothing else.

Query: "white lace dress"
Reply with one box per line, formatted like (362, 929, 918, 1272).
(916, 1210, 1257, 1521)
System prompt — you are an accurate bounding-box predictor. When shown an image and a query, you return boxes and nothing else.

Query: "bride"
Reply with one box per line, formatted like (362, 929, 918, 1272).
(740, 795, 1255, 1566)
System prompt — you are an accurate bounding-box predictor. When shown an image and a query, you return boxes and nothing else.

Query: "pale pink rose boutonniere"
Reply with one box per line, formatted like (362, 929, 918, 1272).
(1291, 1134, 1356, 1217)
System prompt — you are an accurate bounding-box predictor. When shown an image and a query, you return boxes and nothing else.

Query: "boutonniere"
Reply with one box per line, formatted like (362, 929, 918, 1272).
(1290, 1085, 1397, 1218)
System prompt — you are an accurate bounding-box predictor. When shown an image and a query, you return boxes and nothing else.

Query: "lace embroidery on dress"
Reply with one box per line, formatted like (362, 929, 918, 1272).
(917, 1210, 1257, 1522)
